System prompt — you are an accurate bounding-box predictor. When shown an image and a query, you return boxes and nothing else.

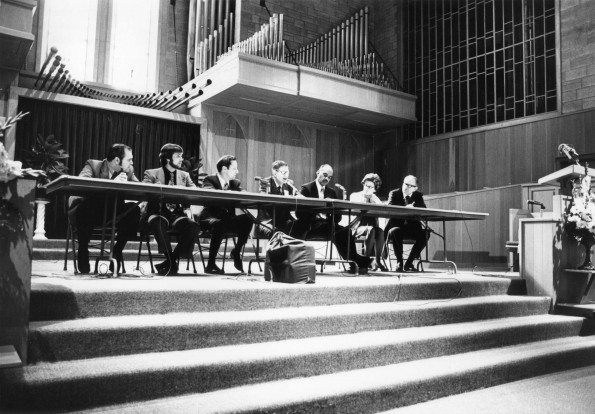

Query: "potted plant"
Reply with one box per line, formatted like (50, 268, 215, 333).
(22, 133, 70, 200)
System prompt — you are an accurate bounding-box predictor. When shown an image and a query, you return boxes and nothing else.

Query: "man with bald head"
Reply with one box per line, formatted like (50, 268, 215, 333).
(292, 164, 371, 272)
(384, 175, 428, 272)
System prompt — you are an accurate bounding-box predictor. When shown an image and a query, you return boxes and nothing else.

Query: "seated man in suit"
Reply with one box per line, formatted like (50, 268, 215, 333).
(198, 155, 253, 274)
(142, 143, 200, 276)
(291, 164, 371, 272)
(384, 175, 427, 272)
(255, 160, 301, 239)
(69, 143, 141, 274)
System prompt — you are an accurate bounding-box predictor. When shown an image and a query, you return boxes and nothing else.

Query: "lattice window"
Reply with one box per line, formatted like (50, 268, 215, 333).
(402, 0, 557, 140)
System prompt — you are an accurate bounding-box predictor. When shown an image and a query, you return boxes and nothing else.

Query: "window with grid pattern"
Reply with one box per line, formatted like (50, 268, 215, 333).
(401, 0, 556, 140)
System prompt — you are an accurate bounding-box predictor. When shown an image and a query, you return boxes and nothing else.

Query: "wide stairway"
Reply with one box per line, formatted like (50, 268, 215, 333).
(2, 271, 595, 413)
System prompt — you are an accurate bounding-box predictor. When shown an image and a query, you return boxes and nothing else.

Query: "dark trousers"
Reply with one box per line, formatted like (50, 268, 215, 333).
(293, 218, 369, 268)
(255, 218, 294, 239)
(385, 222, 427, 265)
(73, 197, 140, 260)
(201, 214, 253, 266)
(148, 215, 200, 259)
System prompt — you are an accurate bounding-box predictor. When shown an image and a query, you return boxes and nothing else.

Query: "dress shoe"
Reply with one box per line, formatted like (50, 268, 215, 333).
(396, 264, 404, 273)
(230, 249, 244, 272)
(369, 259, 379, 271)
(205, 264, 225, 275)
(156, 260, 178, 276)
(77, 249, 90, 274)
(404, 263, 417, 272)
(377, 261, 388, 272)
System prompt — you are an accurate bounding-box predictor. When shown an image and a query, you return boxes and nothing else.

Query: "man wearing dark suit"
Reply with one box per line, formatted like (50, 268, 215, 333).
(198, 155, 253, 274)
(384, 175, 428, 272)
(255, 160, 300, 239)
(69, 143, 141, 274)
(142, 143, 200, 276)
(291, 164, 371, 271)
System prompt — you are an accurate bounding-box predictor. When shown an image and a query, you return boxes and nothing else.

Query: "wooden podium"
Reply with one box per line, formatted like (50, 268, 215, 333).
(520, 166, 595, 310)
(537, 164, 595, 196)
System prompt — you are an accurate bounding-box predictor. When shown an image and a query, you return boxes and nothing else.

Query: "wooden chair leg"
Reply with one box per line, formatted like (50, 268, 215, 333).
(64, 222, 71, 271)
(197, 237, 207, 271)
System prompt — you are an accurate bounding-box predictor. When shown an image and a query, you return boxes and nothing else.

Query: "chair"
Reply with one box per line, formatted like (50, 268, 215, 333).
(195, 227, 244, 272)
(136, 226, 197, 274)
(382, 227, 432, 272)
(64, 208, 127, 275)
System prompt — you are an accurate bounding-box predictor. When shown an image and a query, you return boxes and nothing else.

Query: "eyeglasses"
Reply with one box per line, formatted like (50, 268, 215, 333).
(404, 183, 417, 188)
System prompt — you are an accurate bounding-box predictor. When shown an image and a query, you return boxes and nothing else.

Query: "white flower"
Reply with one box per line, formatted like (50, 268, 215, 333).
(0, 142, 23, 183)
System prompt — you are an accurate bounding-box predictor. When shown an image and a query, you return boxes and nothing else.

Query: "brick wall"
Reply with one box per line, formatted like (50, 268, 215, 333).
(560, 0, 595, 113)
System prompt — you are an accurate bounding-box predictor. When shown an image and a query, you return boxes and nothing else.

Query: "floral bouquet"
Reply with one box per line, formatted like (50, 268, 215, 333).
(0, 111, 44, 183)
(564, 164, 595, 243)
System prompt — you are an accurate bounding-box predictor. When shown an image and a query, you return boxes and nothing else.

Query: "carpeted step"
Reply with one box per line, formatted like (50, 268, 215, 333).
(63, 335, 595, 414)
(2, 314, 584, 412)
(27, 295, 553, 363)
(29, 275, 513, 320)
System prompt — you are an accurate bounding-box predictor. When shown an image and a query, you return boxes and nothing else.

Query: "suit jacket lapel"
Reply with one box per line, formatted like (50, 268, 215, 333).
(99, 160, 110, 179)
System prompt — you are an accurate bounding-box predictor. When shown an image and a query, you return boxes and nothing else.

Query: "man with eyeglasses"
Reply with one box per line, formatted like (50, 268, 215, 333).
(292, 164, 371, 272)
(383, 175, 427, 272)
(256, 160, 300, 239)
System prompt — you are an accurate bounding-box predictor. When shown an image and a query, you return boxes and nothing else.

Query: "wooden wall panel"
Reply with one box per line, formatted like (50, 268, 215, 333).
(424, 185, 523, 267)
(397, 110, 595, 195)
(201, 107, 372, 195)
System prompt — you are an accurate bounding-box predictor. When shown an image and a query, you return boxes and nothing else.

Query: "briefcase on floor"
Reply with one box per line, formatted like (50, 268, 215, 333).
(264, 232, 316, 284)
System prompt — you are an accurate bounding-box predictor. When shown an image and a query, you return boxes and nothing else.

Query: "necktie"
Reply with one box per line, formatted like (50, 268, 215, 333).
(223, 182, 229, 190)
(111, 171, 119, 180)
(278, 186, 282, 194)
(319, 187, 325, 199)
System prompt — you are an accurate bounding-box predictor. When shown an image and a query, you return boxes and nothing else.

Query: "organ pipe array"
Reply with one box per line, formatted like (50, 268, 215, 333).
(188, 0, 238, 79)
(287, 7, 397, 90)
(30, 5, 398, 113)
(31, 47, 212, 112)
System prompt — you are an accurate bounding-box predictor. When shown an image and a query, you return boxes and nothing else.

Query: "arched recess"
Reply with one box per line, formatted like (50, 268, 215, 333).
(273, 123, 315, 189)
(208, 111, 249, 179)
(315, 129, 375, 196)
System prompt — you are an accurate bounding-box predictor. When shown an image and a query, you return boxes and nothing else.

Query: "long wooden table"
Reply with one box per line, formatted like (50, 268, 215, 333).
(45, 176, 488, 275)
(331, 199, 488, 273)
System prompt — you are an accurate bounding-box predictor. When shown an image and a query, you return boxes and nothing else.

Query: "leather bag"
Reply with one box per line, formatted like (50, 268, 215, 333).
(264, 231, 316, 284)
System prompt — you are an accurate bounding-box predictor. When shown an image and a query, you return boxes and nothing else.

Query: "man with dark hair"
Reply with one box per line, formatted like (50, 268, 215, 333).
(142, 143, 200, 276)
(255, 160, 300, 239)
(69, 143, 141, 274)
(384, 175, 428, 272)
(198, 154, 253, 274)
(292, 164, 371, 272)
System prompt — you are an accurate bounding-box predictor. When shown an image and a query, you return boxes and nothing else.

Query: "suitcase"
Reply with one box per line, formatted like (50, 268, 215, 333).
(264, 232, 316, 284)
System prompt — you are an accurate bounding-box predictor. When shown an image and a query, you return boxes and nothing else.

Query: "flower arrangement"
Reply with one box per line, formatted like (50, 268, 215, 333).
(1, 112, 32, 183)
(564, 164, 595, 243)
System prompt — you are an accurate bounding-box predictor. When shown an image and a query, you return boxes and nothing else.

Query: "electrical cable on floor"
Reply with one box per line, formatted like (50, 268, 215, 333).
(392, 274, 463, 305)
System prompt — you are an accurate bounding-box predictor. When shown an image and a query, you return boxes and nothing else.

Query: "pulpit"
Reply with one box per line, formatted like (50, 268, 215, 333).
(520, 165, 595, 311)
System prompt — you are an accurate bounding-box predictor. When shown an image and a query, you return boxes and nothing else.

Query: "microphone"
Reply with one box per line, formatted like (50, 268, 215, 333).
(558, 143, 580, 164)
(254, 176, 269, 193)
(335, 183, 347, 200)
(286, 179, 299, 196)
(527, 200, 546, 209)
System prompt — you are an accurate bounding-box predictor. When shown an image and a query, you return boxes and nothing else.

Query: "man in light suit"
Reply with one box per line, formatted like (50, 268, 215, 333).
(384, 175, 428, 272)
(70, 143, 141, 274)
(198, 155, 253, 274)
(291, 164, 371, 272)
(142, 143, 200, 276)
(255, 160, 300, 239)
